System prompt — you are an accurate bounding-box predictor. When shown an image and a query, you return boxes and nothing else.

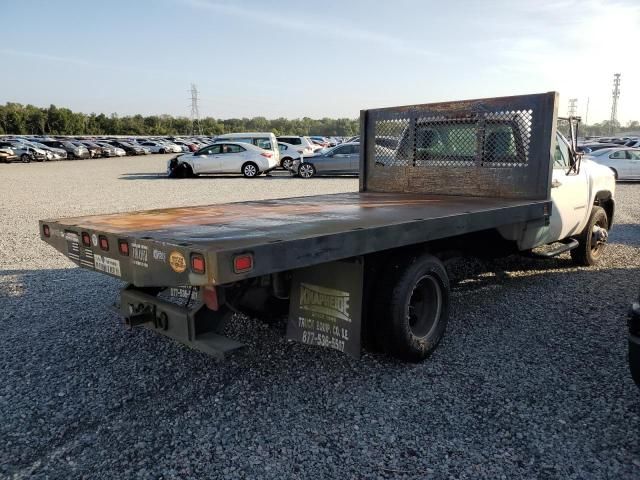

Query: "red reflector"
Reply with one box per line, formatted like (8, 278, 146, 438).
(260, 152, 272, 158)
(190, 253, 205, 274)
(234, 254, 253, 273)
(81, 232, 91, 247)
(118, 240, 129, 256)
(202, 286, 219, 311)
(99, 235, 109, 251)
(43, 225, 50, 237)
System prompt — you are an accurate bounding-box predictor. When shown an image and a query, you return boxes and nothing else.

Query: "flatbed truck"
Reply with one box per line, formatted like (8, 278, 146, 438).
(40, 92, 616, 361)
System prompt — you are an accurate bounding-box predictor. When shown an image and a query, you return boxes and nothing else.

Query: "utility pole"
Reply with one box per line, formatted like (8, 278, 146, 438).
(610, 73, 621, 134)
(189, 83, 203, 136)
(584, 97, 589, 126)
(567, 98, 578, 117)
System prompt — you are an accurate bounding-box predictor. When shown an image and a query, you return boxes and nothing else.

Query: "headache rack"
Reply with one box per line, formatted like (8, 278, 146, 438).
(360, 91, 558, 199)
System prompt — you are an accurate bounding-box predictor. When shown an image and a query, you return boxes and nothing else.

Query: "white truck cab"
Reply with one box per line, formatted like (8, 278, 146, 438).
(500, 122, 615, 265)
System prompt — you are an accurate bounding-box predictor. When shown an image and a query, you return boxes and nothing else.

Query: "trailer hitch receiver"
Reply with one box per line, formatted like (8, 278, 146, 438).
(125, 303, 156, 328)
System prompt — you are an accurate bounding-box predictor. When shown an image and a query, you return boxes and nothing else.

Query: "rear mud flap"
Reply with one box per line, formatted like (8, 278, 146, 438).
(286, 260, 363, 358)
(119, 286, 244, 360)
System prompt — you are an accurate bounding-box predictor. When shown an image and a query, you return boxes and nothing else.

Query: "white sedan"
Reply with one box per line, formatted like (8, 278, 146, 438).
(586, 148, 640, 180)
(138, 141, 177, 154)
(167, 141, 278, 178)
(277, 142, 303, 170)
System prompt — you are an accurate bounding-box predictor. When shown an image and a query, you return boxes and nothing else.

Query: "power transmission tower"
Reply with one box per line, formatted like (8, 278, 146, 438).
(610, 73, 621, 134)
(584, 97, 589, 125)
(567, 98, 578, 117)
(189, 83, 203, 136)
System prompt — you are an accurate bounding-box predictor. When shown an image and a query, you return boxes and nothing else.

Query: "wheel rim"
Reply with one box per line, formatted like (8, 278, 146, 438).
(591, 222, 608, 256)
(407, 274, 442, 338)
(283, 159, 292, 169)
(244, 164, 257, 176)
(299, 164, 313, 178)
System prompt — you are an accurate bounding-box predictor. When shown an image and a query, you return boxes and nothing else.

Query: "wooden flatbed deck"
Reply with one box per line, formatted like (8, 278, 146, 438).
(41, 192, 550, 286)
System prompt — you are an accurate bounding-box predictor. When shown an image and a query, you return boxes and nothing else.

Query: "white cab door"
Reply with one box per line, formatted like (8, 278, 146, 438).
(547, 133, 590, 241)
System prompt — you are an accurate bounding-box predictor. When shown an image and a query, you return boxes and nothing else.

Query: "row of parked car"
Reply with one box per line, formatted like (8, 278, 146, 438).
(579, 136, 640, 180)
(0, 134, 350, 165)
(167, 132, 359, 178)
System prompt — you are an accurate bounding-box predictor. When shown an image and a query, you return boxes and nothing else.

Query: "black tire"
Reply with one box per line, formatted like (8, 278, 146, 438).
(298, 163, 316, 178)
(242, 162, 259, 178)
(570, 206, 608, 266)
(160, 149, 166, 154)
(375, 253, 450, 362)
(168, 162, 194, 178)
(281, 157, 293, 170)
(21, 154, 31, 163)
(630, 337, 640, 388)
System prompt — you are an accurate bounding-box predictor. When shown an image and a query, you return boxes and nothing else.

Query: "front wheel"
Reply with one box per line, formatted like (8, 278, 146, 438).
(298, 163, 316, 178)
(21, 154, 31, 163)
(375, 254, 450, 362)
(242, 162, 259, 178)
(570, 206, 608, 266)
(281, 157, 293, 170)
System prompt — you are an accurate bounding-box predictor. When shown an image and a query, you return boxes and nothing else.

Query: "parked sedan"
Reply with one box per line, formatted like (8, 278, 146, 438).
(26, 140, 67, 160)
(277, 142, 303, 170)
(290, 142, 360, 178)
(167, 142, 278, 178)
(586, 148, 640, 180)
(71, 141, 101, 158)
(41, 140, 90, 159)
(137, 141, 173, 153)
(96, 142, 126, 157)
(0, 147, 18, 163)
(106, 141, 145, 156)
(0, 141, 47, 162)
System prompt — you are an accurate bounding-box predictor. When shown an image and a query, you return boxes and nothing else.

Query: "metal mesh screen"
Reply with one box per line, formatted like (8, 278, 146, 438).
(373, 110, 533, 169)
(372, 118, 409, 167)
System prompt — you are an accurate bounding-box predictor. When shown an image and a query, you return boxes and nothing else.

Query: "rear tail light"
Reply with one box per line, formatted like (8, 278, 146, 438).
(190, 253, 206, 274)
(233, 253, 253, 273)
(118, 239, 129, 256)
(43, 224, 50, 237)
(99, 235, 109, 251)
(81, 232, 91, 247)
(260, 152, 272, 158)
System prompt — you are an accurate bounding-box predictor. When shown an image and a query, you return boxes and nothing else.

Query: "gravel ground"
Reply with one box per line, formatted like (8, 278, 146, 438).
(1, 155, 639, 479)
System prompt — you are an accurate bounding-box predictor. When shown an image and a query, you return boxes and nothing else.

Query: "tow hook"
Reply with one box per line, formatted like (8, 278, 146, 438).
(592, 225, 608, 245)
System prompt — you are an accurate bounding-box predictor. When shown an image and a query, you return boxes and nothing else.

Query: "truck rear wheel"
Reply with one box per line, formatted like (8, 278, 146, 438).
(571, 206, 608, 266)
(377, 254, 450, 362)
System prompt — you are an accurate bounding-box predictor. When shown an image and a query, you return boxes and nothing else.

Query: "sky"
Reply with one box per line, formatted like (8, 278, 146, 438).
(1, 0, 639, 124)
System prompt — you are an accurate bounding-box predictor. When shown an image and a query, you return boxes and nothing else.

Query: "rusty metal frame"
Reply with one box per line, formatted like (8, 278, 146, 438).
(360, 92, 559, 200)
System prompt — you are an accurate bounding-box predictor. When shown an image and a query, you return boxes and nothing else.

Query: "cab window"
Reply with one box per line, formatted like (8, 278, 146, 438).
(554, 134, 570, 169)
(609, 150, 627, 159)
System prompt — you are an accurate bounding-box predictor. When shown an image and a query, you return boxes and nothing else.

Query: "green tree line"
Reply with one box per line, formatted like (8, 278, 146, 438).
(1, 102, 636, 138)
(0, 102, 359, 137)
